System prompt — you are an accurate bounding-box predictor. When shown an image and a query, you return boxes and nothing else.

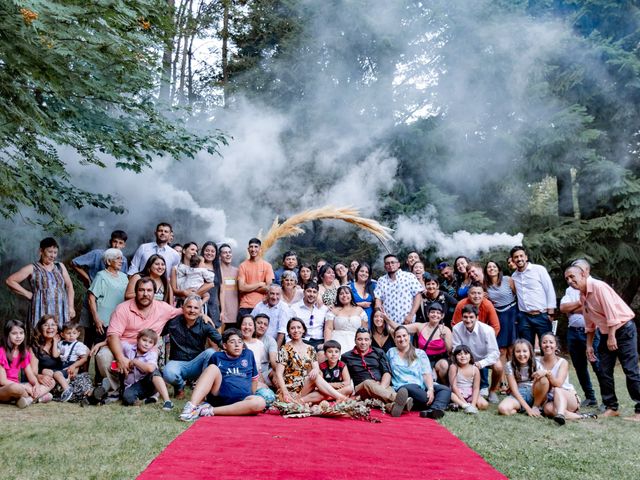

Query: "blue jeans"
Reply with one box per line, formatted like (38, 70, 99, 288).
(598, 321, 640, 413)
(567, 326, 600, 402)
(517, 312, 552, 347)
(162, 349, 216, 391)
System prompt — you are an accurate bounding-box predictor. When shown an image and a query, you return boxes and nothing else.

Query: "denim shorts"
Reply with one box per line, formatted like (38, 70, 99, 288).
(510, 385, 534, 411)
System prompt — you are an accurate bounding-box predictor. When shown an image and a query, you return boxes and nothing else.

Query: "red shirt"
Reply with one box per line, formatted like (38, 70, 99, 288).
(451, 298, 501, 336)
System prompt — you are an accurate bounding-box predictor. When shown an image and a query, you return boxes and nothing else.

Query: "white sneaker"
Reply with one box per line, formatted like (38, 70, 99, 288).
(479, 387, 489, 397)
(464, 404, 479, 414)
(487, 392, 500, 404)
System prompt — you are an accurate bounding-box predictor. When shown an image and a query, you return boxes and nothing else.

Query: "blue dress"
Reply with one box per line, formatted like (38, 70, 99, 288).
(349, 280, 376, 328)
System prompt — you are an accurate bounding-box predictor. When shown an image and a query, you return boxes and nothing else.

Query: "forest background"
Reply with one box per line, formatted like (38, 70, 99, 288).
(1, 0, 640, 318)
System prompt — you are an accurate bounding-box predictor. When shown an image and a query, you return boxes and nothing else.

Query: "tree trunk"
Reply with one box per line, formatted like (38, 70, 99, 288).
(221, 0, 230, 107)
(556, 168, 575, 217)
(159, 0, 176, 102)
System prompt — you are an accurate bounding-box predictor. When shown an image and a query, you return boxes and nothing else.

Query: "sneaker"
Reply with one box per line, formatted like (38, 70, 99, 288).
(198, 403, 215, 417)
(464, 404, 479, 414)
(162, 401, 174, 411)
(580, 398, 598, 408)
(17, 397, 33, 409)
(487, 392, 500, 404)
(391, 388, 409, 417)
(420, 408, 445, 420)
(144, 396, 158, 405)
(448, 402, 460, 412)
(104, 395, 120, 405)
(60, 387, 73, 403)
(179, 401, 200, 422)
(405, 397, 414, 412)
(37, 393, 54, 404)
(479, 387, 489, 397)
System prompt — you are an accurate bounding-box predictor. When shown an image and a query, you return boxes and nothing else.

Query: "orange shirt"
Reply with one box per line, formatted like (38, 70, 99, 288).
(451, 298, 501, 336)
(582, 277, 635, 334)
(238, 259, 274, 309)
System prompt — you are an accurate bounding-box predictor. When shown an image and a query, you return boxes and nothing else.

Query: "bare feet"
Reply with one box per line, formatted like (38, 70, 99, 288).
(602, 409, 620, 418)
(623, 413, 640, 422)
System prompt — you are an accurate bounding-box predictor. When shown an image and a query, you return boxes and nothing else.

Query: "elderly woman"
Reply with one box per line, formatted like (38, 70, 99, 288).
(6, 237, 75, 331)
(87, 248, 128, 348)
(275, 318, 348, 404)
(317, 264, 339, 307)
(281, 270, 303, 306)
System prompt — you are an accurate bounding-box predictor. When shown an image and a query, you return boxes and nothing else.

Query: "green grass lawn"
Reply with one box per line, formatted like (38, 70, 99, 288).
(2, 366, 639, 480)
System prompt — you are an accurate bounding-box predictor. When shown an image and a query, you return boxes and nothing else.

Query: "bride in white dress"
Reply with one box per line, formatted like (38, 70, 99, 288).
(324, 286, 368, 353)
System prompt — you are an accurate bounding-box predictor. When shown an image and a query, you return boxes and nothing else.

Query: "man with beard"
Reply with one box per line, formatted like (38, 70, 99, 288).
(128, 222, 180, 280)
(97, 277, 182, 401)
(375, 254, 424, 325)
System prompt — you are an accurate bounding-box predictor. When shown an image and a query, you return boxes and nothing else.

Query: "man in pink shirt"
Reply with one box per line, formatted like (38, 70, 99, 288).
(96, 277, 181, 400)
(565, 266, 640, 421)
(237, 238, 274, 320)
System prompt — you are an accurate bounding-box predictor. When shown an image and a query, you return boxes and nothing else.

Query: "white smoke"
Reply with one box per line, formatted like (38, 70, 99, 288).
(394, 211, 523, 258)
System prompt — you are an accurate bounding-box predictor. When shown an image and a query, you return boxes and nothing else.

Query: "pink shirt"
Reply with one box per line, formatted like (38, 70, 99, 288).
(107, 299, 182, 344)
(582, 277, 635, 334)
(0, 347, 31, 383)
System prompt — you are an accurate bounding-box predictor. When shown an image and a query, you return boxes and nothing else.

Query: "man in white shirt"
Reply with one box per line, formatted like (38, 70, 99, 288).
(127, 222, 181, 280)
(510, 246, 556, 347)
(251, 284, 292, 344)
(452, 305, 503, 404)
(288, 282, 327, 350)
(375, 253, 424, 325)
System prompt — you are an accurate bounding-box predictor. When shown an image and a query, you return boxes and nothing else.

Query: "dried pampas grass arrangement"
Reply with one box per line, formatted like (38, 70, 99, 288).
(259, 206, 393, 254)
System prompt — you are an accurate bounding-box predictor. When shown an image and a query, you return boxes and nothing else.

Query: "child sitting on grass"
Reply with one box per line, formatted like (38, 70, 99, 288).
(54, 322, 89, 402)
(314, 340, 353, 401)
(448, 344, 488, 414)
(121, 329, 173, 411)
(498, 339, 548, 417)
(180, 328, 266, 421)
(0, 319, 52, 408)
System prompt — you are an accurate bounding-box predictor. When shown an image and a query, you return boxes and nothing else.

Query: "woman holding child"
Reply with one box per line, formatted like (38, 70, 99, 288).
(275, 318, 348, 404)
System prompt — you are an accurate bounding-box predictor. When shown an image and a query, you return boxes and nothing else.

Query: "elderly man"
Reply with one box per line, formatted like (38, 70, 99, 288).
(510, 246, 556, 346)
(251, 283, 292, 343)
(96, 277, 182, 400)
(559, 259, 601, 407)
(162, 294, 223, 398)
(452, 305, 503, 404)
(564, 265, 640, 420)
(375, 253, 424, 325)
(341, 328, 412, 417)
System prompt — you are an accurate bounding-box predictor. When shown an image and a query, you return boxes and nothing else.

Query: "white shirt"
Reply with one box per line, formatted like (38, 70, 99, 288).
(127, 242, 181, 280)
(251, 300, 293, 340)
(374, 270, 424, 324)
(511, 263, 556, 313)
(452, 321, 500, 369)
(290, 300, 327, 341)
(560, 286, 585, 328)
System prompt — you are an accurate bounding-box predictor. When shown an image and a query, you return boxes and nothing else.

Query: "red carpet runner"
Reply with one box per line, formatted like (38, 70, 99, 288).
(138, 411, 507, 479)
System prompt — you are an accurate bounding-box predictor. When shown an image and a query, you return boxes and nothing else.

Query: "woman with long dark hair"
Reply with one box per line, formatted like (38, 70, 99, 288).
(324, 286, 367, 353)
(349, 262, 376, 327)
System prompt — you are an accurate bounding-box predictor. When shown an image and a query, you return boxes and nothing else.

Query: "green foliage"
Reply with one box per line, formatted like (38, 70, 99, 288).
(0, 0, 226, 232)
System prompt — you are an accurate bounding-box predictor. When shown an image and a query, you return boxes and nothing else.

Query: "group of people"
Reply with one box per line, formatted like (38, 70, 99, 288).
(1, 222, 639, 426)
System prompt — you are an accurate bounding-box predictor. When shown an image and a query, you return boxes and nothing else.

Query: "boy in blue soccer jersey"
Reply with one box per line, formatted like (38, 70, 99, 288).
(179, 328, 266, 421)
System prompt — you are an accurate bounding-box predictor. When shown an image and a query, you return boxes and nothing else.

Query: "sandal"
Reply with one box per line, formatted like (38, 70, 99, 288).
(579, 412, 598, 420)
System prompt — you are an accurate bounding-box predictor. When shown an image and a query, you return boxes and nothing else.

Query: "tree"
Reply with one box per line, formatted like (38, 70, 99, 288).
(0, 0, 226, 232)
